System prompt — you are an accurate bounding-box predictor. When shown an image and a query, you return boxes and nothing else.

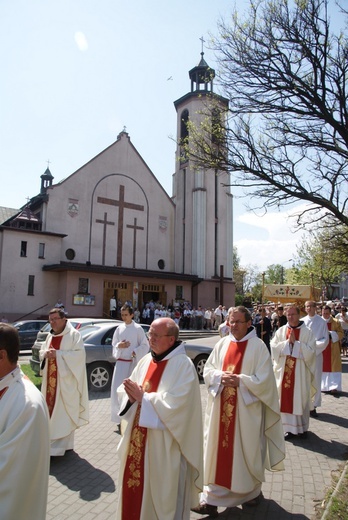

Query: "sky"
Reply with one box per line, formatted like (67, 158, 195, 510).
(0, 0, 342, 271)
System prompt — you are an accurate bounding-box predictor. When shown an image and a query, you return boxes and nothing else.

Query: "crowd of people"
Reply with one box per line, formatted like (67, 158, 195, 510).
(1, 298, 346, 519)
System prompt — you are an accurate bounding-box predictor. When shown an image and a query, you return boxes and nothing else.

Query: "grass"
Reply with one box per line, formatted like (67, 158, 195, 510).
(21, 363, 42, 390)
(315, 463, 348, 519)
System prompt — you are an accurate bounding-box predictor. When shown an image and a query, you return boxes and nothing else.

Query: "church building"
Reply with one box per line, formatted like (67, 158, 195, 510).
(0, 53, 234, 320)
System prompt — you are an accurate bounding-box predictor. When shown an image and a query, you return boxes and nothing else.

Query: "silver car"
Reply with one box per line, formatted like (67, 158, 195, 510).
(81, 323, 213, 392)
(30, 318, 122, 375)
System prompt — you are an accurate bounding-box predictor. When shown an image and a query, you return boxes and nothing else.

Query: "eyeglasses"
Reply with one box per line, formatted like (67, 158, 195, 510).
(229, 320, 248, 326)
(49, 317, 64, 323)
(148, 332, 173, 339)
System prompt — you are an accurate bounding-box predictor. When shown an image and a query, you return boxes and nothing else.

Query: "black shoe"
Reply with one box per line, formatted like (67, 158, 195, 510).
(191, 503, 218, 517)
(284, 432, 295, 441)
(310, 409, 318, 418)
(244, 492, 264, 507)
(298, 431, 308, 439)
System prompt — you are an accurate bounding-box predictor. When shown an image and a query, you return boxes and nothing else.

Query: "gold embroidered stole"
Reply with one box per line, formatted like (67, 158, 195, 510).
(46, 335, 63, 417)
(215, 340, 247, 488)
(280, 327, 300, 413)
(122, 359, 168, 520)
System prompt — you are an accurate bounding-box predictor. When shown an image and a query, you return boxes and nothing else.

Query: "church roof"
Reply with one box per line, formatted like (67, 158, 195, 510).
(14, 206, 40, 223)
(0, 206, 19, 224)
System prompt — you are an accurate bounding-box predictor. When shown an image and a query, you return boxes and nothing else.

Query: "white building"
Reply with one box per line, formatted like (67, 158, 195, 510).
(0, 53, 234, 320)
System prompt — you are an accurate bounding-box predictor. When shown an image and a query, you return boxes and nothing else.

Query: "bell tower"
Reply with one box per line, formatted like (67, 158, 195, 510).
(172, 48, 234, 305)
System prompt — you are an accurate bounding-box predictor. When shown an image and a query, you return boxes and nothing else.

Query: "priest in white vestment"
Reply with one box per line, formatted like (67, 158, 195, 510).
(110, 304, 149, 425)
(40, 308, 89, 456)
(303, 301, 329, 417)
(0, 323, 50, 520)
(116, 317, 203, 520)
(321, 306, 343, 393)
(193, 306, 285, 517)
(271, 305, 316, 440)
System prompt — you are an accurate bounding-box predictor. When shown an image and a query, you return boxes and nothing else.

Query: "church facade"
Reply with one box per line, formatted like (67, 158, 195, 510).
(0, 54, 234, 321)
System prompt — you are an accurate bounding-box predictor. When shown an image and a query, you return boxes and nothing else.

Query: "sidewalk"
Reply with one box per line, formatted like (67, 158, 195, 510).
(46, 359, 348, 520)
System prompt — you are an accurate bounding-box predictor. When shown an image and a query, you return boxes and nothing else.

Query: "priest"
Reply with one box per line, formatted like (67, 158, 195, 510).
(321, 305, 344, 394)
(116, 317, 203, 520)
(40, 308, 89, 455)
(193, 306, 285, 517)
(271, 305, 316, 440)
(0, 323, 50, 520)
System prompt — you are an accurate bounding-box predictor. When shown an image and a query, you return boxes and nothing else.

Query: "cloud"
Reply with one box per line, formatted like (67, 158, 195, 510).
(234, 204, 308, 270)
(74, 32, 89, 51)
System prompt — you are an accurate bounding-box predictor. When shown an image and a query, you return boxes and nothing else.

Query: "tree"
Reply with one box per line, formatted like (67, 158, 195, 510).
(291, 229, 346, 297)
(186, 0, 348, 235)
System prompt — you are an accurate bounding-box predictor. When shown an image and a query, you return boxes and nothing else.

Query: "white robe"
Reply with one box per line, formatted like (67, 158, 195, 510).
(40, 320, 89, 455)
(303, 314, 329, 408)
(202, 329, 285, 508)
(110, 320, 149, 423)
(0, 367, 50, 520)
(116, 344, 203, 520)
(271, 322, 316, 435)
(321, 316, 343, 392)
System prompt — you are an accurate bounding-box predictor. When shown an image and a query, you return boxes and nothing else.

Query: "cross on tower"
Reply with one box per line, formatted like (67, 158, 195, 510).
(97, 185, 144, 266)
(96, 212, 115, 265)
(199, 35, 205, 54)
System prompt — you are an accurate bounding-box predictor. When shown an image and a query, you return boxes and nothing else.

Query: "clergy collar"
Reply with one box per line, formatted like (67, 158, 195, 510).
(150, 340, 181, 363)
(288, 320, 304, 329)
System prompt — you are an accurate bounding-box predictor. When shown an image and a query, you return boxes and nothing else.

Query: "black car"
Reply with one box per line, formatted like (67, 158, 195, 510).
(12, 320, 47, 351)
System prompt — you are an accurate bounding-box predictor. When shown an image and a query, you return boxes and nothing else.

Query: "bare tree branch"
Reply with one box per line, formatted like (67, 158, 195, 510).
(185, 0, 348, 230)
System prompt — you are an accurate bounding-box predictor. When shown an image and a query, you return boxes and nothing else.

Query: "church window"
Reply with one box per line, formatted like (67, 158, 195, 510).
(180, 109, 189, 165)
(38, 243, 45, 258)
(215, 287, 220, 302)
(158, 259, 165, 270)
(78, 278, 89, 294)
(28, 275, 35, 295)
(176, 286, 183, 299)
(20, 241, 27, 257)
(65, 248, 76, 260)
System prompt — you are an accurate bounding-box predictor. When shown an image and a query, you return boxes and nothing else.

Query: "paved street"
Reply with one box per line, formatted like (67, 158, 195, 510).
(45, 358, 348, 520)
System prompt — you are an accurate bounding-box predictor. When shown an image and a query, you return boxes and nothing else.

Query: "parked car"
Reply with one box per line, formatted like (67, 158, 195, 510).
(80, 322, 212, 392)
(12, 320, 47, 351)
(30, 318, 122, 375)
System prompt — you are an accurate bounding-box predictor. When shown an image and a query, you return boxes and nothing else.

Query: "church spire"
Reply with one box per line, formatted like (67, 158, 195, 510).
(40, 163, 54, 194)
(188, 37, 215, 93)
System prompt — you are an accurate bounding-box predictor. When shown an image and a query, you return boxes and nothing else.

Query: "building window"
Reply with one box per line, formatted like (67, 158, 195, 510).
(38, 243, 45, 258)
(78, 278, 89, 294)
(28, 275, 35, 295)
(215, 287, 219, 302)
(65, 248, 76, 260)
(20, 241, 27, 257)
(176, 286, 183, 300)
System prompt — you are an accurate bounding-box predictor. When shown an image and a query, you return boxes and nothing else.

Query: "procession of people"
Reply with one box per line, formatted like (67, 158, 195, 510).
(1, 298, 346, 519)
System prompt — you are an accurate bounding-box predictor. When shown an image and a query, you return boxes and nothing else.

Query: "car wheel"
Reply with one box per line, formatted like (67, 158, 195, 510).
(193, 354, 208, 380)
(87, 362, 113, 392)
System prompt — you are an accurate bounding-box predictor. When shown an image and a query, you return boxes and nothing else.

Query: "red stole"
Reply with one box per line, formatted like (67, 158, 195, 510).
(322, 322, 332, 372)
(122, 359, 168, 520)
(215, 340, 247, 488)
(46, 335, 63, 416)
(0, 387, 8, 399)
(280, 327, 300, 413)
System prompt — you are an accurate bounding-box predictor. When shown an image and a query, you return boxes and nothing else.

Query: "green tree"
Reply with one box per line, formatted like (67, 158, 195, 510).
(292, 230, 346, 297)
(186, 0, 348, 237)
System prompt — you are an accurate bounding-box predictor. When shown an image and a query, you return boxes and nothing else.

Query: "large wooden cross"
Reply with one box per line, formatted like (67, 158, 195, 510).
(126, 217, 144, 268)
(97, 185, 144, 266)
(95, 212, 115, 265)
